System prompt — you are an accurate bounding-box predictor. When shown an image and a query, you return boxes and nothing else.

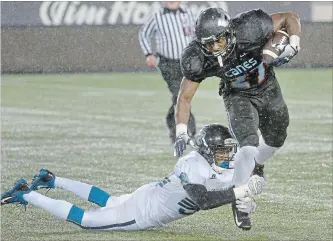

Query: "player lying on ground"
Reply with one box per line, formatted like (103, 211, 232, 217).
(1, 124, 264, 231)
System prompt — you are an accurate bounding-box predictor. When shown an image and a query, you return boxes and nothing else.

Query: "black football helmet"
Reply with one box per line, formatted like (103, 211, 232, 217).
(194, 124, 238, 173)
(195, 8, 236, 61)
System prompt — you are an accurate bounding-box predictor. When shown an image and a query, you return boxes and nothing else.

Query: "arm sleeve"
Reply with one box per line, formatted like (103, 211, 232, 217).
(180, 45, 206, 83)
(139, 13, 157, 56)
(183, 183, 236, 210)
(175, 158, 236, 210)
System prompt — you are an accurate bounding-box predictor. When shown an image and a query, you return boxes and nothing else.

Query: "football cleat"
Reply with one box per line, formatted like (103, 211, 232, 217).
(1, 178, 31, 207)
(232, 200, 252, 231)
(30, 168, 55, 191)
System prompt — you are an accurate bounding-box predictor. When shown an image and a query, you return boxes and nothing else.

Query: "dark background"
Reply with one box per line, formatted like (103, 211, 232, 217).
(1, 1, 332, 73)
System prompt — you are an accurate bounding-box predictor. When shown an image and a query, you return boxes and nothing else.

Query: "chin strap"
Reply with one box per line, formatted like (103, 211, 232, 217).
(214, 38, 236, 67)
(217, 56, 223, 67)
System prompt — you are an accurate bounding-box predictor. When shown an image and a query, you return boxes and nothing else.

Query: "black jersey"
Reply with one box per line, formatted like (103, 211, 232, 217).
(181, 9, 275, 90)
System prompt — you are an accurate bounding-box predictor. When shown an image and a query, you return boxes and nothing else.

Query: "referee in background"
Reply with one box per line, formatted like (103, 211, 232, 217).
(139, 1, 197, 144)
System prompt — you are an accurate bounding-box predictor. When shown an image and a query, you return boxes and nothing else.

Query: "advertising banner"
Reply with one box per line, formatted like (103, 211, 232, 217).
(2, 1, 324, 27)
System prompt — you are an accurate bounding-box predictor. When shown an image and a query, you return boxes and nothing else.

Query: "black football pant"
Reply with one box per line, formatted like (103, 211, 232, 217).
(222, 78, 289, 148)
(158, 55, 196, 143)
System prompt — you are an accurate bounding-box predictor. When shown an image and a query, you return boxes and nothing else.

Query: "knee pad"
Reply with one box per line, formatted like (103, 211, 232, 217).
(238, 134, 259, 147)
(263, 110, 289, 147)
(264, 130, 287, 147)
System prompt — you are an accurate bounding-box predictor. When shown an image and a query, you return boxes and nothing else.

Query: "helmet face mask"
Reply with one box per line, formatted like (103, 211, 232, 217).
(203, 35, 228, 53)
(212, 139, 238, 169)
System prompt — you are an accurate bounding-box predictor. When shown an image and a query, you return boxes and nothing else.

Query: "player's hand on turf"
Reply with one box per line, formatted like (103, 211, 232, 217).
(236, 197, 257, 214)
(174, 133, 191, 158)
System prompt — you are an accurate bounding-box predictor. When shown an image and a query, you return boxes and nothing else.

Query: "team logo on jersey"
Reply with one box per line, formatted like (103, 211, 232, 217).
(179, 172, 189, 185)
(224, 58, 258, 78)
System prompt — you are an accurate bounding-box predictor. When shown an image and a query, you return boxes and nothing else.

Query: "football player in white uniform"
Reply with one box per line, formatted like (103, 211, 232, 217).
(1, 124, 264, 231)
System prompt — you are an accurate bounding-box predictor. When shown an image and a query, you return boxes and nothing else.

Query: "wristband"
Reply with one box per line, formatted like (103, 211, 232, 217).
(233, 185, 249, 199)
(176, 123, 188, 137)
(289, 35, 300, 48)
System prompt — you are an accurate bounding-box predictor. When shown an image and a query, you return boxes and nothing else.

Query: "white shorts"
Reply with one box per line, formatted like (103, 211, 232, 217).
(80, 183, 158, 231)
(80, 193, 140, 231)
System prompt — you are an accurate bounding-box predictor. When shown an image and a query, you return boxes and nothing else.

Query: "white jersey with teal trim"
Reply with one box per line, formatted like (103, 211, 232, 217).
(131, 151, 235, 229)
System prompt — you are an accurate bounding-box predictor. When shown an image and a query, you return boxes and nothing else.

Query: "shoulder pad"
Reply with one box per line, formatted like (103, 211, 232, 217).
(232, 9, 273, 51)
(180, 42, 205, 82)
(233, 9, 267, 21)
(174, 151, 209, 185)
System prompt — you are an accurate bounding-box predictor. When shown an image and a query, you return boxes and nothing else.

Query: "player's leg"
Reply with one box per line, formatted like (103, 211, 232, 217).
(223, 92, 260, 231)
(224, 93, 260, 187)
(166, 104, 177, 143)
(159, 57, 177, 143)
(79, 200, 140, 231)
(31, 169, 112, 207)
(1, 179, 140, 231)
(2, 179, 85, 225)
(256, 80, 289, 166)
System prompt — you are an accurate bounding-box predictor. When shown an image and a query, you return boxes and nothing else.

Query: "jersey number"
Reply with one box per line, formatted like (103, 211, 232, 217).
(231, 62, 266, 89)
(156, 177, 171, 188)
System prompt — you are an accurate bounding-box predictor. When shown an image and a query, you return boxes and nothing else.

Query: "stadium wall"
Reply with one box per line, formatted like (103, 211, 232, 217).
(2, 23, 332, 74)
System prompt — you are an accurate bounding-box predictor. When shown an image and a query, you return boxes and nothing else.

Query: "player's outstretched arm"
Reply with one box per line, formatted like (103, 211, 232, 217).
(174, 78, 200, 157)
(183, 175, 264, 210)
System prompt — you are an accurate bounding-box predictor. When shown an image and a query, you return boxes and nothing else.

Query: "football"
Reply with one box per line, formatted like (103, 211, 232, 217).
(262, 30, 290, 63)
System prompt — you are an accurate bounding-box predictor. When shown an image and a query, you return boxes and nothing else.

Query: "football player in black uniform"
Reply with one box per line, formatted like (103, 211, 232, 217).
(173, 8, 301, 230)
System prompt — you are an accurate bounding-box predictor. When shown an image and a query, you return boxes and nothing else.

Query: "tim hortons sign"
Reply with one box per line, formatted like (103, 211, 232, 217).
(39, 1, 228, 26)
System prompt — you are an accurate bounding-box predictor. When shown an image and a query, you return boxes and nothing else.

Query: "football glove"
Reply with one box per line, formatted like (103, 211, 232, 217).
(174, 133, 191, 157)
(236, 197, 257, 214)
(245, 175, 265, 197)
(271, 35, 300, 67)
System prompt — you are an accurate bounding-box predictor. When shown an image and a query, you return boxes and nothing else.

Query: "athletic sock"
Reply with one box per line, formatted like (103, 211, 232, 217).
(255, 135, 279, 165)
(232, 146, 258, 187)
(55, 177, 111, 207)
(23, 191, 84, 225)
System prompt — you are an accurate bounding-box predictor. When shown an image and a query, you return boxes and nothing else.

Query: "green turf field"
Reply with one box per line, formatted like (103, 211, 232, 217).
(1, 69, 332, 241)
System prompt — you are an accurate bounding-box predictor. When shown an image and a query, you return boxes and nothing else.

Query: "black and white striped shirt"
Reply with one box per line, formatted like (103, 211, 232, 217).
(139, 5, 196, 60)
